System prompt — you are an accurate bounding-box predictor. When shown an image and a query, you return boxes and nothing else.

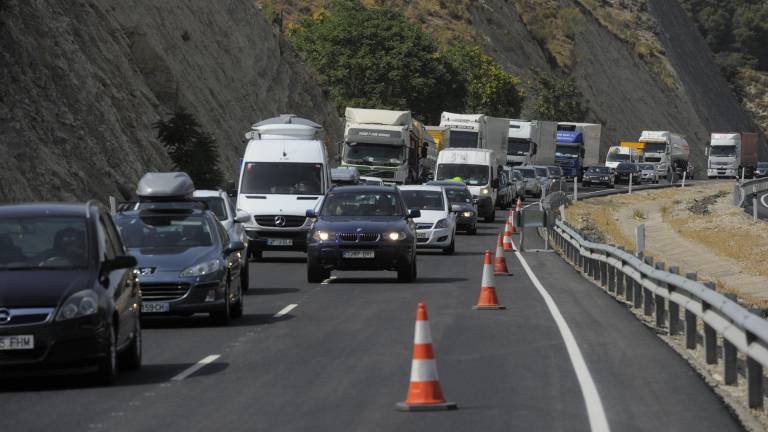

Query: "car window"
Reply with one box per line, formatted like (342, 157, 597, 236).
(215, 218, 229, 245)
(321, 192, 403, 217)
(0, 216, 89, 269)
(400, 190, 445, 211)
(196, 197, 228, 221)
(99, 214, 122, 259)
(116, 213, 213, 248)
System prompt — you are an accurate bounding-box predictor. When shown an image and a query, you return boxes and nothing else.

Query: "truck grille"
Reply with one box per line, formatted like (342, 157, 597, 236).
(140, 283, 190, 301)
(254, 215, 307, 228)
(339, 233, 380, 242)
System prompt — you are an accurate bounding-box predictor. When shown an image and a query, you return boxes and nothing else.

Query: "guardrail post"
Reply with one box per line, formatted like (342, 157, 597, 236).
(685, 273, 698, 350)
(635, 224, 645, 256)
(748, 356, 763, 409)
(607, 257, 616, 294)
(753, 193, 758, 223)
(654, 262, 666, 329)
(600, 253, 608, 288)
(703, 281, 717, 365)
(723, 293, 738, 386)
(643, 256, 654, 316)
(668, 266, 681, 335)
(615, 249, 624, 298)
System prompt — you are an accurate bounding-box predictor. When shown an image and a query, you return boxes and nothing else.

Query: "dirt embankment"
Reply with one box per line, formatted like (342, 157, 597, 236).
(566, 183, 768, 308)
(0, 0, 342, 202)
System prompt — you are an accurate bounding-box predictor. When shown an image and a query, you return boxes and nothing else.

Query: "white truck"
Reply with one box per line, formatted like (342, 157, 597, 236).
(435, 148, 500, 222)
(554, 122, 602, 180)
(439, 112, 508, 167)
(706, 132, 759, 179)
(639, 131, 689, 180)
(341, 108, 420, 184)
(605, 146, 642, 170)
(507, 120, 539, 167)
(236, 114, 331, 260)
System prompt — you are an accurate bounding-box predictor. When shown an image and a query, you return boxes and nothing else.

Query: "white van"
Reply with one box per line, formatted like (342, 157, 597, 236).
(435, 148, 498, 222)
(236, 115, 331, 260)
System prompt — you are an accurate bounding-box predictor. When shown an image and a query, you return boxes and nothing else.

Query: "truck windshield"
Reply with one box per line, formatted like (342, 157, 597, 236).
(645, 156, 661, 162)
(507, 139, 530, 156)
(116, 213, 214, 249)
(343, 143, 404, 166)
(643, 142, 666, 153)
(709, 146, 736, 157)
(0, 217, 89, 270)
(555, 145, 580, 157)
(534, 167, 548, 177)
(320, 192, 403, 217)
(400, 190, 445, 211)
(436, 163, 489, 186)
(448, 130, 479, 148)
(240, 162, 323, 195)
(606, 153, 630, 162)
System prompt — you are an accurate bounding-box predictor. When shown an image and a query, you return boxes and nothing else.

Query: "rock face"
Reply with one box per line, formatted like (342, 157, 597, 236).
(0, 0, 342, 202)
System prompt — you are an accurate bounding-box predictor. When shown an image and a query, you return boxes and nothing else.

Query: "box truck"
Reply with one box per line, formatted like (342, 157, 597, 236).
(439, 112, 508, 169)
(706, 132, 758, 179)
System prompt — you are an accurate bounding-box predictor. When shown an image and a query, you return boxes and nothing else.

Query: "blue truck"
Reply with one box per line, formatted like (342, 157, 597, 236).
(554, 123, 601, 181)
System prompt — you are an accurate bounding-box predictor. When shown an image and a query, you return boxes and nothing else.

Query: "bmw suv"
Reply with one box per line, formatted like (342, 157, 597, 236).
(305, 186, 419, 283)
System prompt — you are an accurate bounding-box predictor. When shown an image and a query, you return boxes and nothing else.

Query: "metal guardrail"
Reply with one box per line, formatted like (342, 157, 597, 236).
(550, 218, 768, 409)
(734, 177, 768, 207)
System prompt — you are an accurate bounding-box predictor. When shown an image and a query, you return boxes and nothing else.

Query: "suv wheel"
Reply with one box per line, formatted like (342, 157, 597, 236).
(307, 262, 329, 283)
(96, 325, 118, 385)
(118, 319, 142, 371)
(398, 256, 417, 282)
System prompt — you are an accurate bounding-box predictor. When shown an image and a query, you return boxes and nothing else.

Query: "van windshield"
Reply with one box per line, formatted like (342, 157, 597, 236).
(240, 162, 323, 195)
(507, 139, 530, 156)
(607, 153, 630, 162)
(436, 163, 489, 186)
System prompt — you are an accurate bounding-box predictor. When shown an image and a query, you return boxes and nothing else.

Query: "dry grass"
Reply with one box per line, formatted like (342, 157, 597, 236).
(509, 0, 580, 68)
(737, 67, 768, 137)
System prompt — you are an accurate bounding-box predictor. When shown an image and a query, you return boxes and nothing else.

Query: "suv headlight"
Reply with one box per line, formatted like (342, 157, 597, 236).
(386, 231, 406, 241)
(180, 259, 223, 277)
(462, 211, 474, 218)
(56, 289, 99, 321)
(434, 219, 449, 229)
(312, 230, 334, 241)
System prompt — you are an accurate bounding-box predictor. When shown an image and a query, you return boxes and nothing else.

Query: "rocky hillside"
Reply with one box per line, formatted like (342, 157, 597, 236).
(0, 0, 342, 202)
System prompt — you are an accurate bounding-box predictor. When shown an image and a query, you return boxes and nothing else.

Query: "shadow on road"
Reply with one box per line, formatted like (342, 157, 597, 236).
(142, 313, 288, 329)
(245, 287, 301, 296)
(252, 257, 307, 264)
(329, 276, 466, 284)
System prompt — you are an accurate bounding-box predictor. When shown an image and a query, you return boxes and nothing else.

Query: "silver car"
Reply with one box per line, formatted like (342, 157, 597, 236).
(638, 163, 658, 183)
(514, 167, 541, 197)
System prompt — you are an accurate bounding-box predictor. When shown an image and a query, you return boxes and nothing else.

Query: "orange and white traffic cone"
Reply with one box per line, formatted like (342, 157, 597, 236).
(474, 251, 505, 310)
(508, 208, 517, 234)
(493, 234, 510, 276)
(503, 220, 515, 251)
(396, 303, 458, 412)
(516, 196, 522, 211)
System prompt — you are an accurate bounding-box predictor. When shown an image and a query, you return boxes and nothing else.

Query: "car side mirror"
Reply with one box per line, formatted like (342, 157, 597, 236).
(306, 209, 317, 219)
(235, 210, 251, 224)
(450, 204, 462, 213)
(103, 255, 137, 273)
(407, 209, 421, 219)
(225, 240, 246, 255)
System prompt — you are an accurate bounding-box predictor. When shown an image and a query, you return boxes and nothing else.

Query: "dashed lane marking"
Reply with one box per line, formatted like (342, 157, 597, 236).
(321, 275, 337, 285)
(273, 304, 298, 318)
(171, 354, 221, 381)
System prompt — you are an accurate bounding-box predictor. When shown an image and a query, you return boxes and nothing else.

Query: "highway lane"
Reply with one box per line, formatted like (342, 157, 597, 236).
(743, 189, 768, 221)
(0, 207, 743, 432)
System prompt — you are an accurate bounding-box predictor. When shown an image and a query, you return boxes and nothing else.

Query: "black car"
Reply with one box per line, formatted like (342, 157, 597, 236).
(0, 202, 141, 384)
(306, 185, 419, 283)
(582, 166, 615, 188)
(615, 162, 641, 184)
(427, 181, 477, 235)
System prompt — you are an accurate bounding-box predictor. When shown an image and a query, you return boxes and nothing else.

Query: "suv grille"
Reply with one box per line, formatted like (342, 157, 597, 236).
(339, 233, 381, 242)
(140, 283, 190, 301)
(254, 215, 307, 228)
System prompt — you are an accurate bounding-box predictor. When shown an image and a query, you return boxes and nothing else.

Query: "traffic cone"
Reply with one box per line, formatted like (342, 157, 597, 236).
(493, 234, 510, 276)
(508, 208, 517, 235)
(474, 251, 505, 310)
(503, 220, 515, 251)
(516, 196, 522, 211)
(396, 303, 458, 412)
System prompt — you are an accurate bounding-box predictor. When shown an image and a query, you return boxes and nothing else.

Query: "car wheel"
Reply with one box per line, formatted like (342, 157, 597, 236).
(442, 233, 455, 255)
(118, 318, 142, 371)
(240, 260, 250, 292)
(468, 224, 477, 235)
(484, 210, 495, 223)
(250, 249, 262, 262)
(96, 325, 118, 385)
(210, 285, 231, 325)
(307, 262, 329, 283)
(398, 255, 417, 282)
(231, 281, 244, 319)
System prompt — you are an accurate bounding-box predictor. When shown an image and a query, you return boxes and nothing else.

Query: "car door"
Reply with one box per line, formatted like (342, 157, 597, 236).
(443, 189, 457, 233)
(214, 218, 239, 285)
(99, 212, 137, 348)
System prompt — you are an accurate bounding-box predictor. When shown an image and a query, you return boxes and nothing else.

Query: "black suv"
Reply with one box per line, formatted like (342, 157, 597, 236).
(305, 186, 419, 283)
(0, 202, 140, 384)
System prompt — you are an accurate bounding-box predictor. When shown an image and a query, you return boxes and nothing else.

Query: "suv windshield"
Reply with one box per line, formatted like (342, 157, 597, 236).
(0, 216, 89, 270)
(534, 167, 548, 177)
(436, 164, 489, 186)
(401, 190, 445, 211)
(587, 166, 611, 174)
(196, 197, 227, 220)
(343, 143, 404, 166)
(445, 188, 472, 204)
(240, 162, 323, 195)
(117, 213, 213, 248)
(515, 168, 535, 179)
(321, 192, 403, 217)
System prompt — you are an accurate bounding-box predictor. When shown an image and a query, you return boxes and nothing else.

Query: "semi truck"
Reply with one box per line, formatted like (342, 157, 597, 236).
(554, 122, 601, 181)
(639, 131, 689, 180)
(341, 107, 424, 184)
(439, 112, 508, 168)
(507, 120, 538, 166)
(706, 132, 758, 179)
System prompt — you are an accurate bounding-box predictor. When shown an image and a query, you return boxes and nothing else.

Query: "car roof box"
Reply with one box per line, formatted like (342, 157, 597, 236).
(136, 172, 195, 201)
(331, 167, 360, 183)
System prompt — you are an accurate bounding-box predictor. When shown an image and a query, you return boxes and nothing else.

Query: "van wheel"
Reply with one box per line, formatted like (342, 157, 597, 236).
(118, 319, 142, 371)
(468, 224, 477, 235)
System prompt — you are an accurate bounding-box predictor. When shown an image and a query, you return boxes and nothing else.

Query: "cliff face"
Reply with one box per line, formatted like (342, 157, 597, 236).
(0, 0, 342, 202)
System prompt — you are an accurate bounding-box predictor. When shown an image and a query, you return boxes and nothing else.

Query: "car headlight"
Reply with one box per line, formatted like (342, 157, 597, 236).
(180, 259, 223, 277)
(601, 176, 608, 180)
(462, 211, 473, 218)
(312, 230, 333, 241)
(480, 188, 489, 195)
(435, 219, 449, 229)
(56, 289, 99, 321)
(386, 231, 406, 241)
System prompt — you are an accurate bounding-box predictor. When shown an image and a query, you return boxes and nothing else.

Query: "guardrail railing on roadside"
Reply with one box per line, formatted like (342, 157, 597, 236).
(550, 218, 768, 409)
(733, 177, 768, 207)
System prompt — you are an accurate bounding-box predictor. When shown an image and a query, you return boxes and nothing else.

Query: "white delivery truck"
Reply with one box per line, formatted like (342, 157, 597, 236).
(435, 148, 499, 222)
(439, 112, 508, 164)
(639, 131, 689, 180)
(341, 108, 420, 184)
(605, 146, 642, 170)
(507, 120, 538, 167)
(706, 132, 759, 179)
(236, 114, 331, 260)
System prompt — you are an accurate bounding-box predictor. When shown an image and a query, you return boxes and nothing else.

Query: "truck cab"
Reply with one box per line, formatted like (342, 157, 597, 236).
(236, 115, 330, 260)
(554, 122, 601, 181)
(640, 131, 689, 180)
(507, 120, 537, 167)
(435, 148, 498, 222)
(707, 132, 758, 179)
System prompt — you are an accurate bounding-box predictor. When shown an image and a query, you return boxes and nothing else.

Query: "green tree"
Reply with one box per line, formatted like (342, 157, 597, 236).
(154, 108, 223, 189)
(529, 69, 586, 121)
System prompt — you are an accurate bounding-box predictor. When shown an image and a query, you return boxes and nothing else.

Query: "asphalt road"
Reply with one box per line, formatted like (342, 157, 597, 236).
(743, 189, 768, 221)
(0, 204, 742, 432)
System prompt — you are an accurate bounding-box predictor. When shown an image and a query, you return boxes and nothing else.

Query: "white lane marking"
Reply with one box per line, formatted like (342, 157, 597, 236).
(273, 303, 298, 318)
(171, 354, 221, 381)
(511, 240, 611, 432)
(760, 193, 768, 209)
(321, 275, 337, 285)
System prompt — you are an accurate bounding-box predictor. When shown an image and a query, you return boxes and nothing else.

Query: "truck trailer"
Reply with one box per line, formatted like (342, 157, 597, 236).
(706, 132, 758, 179)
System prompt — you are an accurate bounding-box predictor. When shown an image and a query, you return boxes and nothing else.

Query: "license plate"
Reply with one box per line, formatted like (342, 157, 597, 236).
(417, 231, 430, 239)
(0, 335, 34, 350)
(267, 238, 293, 246)
(141, 302, 170, 313)
(342, 250, 375, 259)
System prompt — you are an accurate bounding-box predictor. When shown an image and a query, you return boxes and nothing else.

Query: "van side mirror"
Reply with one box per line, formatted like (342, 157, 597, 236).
(407, 209, 421, 219)
(306, 209, 317, 219)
